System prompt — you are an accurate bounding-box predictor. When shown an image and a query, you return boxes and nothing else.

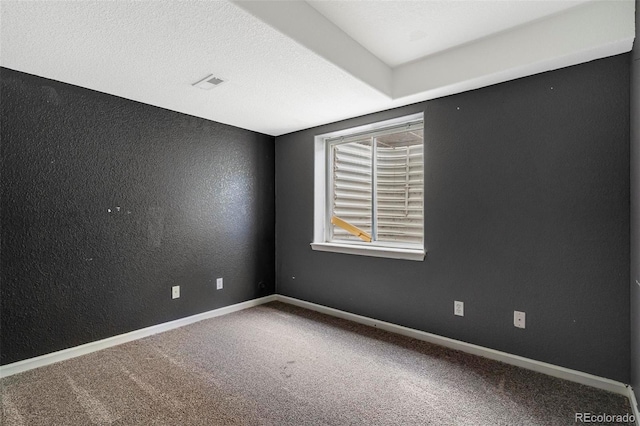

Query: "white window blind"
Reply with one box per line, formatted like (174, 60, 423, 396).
(376, 143, 423, 245)
(328, 122, 423, 248)
(331, 139, 373, 241)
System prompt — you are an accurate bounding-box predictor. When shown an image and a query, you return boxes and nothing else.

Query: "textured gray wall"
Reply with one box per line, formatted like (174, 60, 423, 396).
(1, 68, 275, 365)
(276, 55, 630, 382)
(631, 0, 640, 404)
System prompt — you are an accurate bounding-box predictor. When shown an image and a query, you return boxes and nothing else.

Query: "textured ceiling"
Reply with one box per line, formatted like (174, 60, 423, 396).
(0, 1, 636, 136)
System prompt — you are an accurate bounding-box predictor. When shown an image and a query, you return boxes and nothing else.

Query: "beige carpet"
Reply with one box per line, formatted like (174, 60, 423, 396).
(0, 301, 633, 425)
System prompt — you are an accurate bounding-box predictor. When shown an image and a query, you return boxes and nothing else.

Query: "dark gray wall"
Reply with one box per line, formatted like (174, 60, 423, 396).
(631, 0, 640, 404)
(1, 68, 275, 365)
(276, 55, 630, 382)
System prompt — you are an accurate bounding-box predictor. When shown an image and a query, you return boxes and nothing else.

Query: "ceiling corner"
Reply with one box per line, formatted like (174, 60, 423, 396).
(232, 0, 393, 98)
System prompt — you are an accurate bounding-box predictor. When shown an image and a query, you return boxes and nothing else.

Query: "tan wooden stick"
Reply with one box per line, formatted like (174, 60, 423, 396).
(331, 216, 372, 243)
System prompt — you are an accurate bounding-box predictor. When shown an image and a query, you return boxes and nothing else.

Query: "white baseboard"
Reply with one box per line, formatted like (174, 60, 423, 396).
(629, 386, 640, 426)
(0, 295, 277, 378)
(275, 295, 630, 397)
(2, 291, 635, 417)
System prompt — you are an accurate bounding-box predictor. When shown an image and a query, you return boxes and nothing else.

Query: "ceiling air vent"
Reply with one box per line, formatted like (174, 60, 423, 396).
(192, 74, 225, 90)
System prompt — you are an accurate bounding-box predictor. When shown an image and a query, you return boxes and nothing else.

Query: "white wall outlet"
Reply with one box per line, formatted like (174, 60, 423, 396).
(454, 301, 464, 317)
(514, 311, 526, 329)
(172, 285, 180, 299)
(216, 277, 223, 290)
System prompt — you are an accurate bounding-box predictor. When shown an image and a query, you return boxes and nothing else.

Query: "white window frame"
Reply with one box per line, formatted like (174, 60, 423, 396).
(311, 113, 426, 261)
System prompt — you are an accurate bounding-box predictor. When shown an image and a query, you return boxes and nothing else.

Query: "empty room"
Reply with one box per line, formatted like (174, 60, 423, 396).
(1, 0, 639, 424)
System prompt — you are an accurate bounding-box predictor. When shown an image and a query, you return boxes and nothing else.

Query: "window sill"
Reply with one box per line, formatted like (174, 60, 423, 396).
(310, 242, 426, 261)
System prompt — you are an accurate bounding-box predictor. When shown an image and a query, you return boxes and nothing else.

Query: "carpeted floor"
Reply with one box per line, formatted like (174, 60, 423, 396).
(0, 301, 633, 425)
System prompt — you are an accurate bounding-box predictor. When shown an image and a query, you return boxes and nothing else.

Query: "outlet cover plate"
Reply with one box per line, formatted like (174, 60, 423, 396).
(514, 311, 526, 328)
(216, 278, 223, 290)
(454, 301, 464, 316)
(172, 285, 180, 299)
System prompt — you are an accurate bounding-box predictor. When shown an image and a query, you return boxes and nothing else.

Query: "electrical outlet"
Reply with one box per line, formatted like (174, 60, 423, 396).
(216, 277, 223, 290)
(514, 311, 526, 329)
(454, 301, 464, 316)
(172, 285, 180, 299)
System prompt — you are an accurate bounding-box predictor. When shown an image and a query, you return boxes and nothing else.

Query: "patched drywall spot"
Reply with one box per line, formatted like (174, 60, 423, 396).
(41, 86, 61, 106)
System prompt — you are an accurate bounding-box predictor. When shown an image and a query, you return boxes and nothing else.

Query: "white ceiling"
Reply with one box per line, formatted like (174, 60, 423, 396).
(0, 1, 635, 136)
(307, 0, 588, 67)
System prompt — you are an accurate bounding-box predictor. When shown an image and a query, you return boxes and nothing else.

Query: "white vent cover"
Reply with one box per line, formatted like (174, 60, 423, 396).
(192, 74, 225, 90)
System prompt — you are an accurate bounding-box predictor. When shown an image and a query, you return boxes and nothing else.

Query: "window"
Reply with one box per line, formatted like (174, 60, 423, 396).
(312, 113, 425, 261)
